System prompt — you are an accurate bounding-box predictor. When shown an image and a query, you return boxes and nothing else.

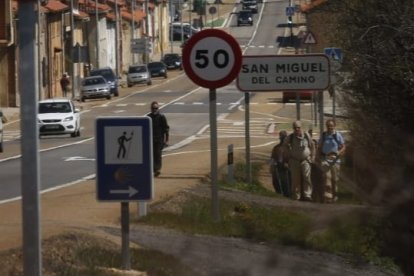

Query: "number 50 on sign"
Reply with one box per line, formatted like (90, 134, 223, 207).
(182, 29, 242, 89)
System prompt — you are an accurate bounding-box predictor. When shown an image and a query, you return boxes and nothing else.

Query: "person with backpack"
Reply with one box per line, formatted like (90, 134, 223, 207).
(269, 130, 290, 197)
(60, 73, 70, 97)
(147, 101, 170, 177)
(283, 121, 315, 201)
(318, 119, 346, 203)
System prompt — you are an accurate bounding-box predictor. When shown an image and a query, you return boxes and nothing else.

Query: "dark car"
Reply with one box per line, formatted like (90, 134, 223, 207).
(237, 10, 253, 26)
(147, 62, 168, 78)
(242, 0, 258, 13)
(282, 90, 314, 103)
(90, 67, 119, 96)
(169, 23, 199, 41)
(161, 53, 182, 70)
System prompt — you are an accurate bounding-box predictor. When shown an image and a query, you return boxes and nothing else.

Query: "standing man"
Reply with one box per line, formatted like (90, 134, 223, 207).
(318, 119, 346, 203)
(269, 130, 290, 197)
(60, 73, 70, 97)
(283, 121, 315, 201)
(147, 101, 169, 177)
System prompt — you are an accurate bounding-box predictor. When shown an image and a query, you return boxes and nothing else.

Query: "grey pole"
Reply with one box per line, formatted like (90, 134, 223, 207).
(115, 0, 120, 76)
(227, 144, 234, 184)
(145, 0, 150, 63)
(37, 1, 42, 100)
(295, 91, 300, 120)
(70, 0, 76, 99)
(209, 89, 220, 222)
(244, 92, 252, 184)
(19, 1, 42, 275)
(121, 202, 131, 270)
(332, 85, 336, 121)
(170, 0, 173, 53)
(131, 0, 135, 64)
(314, 91, 318, 127)
(95, 0, 100, 67)
(319, 90, 324, 136)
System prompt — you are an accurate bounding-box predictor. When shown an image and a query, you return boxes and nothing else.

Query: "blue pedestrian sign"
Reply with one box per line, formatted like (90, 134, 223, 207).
(286, 6, 295, 16)
(96, 117, 153, 202)
(324, 47, 343, 62)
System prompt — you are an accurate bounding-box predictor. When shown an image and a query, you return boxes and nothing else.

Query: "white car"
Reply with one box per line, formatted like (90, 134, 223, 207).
(0, 110, 3, 152)
(38, 98, 81, 138)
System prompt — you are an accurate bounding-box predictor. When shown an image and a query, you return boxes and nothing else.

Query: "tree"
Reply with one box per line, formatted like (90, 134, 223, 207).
(311, 0, 414, 273)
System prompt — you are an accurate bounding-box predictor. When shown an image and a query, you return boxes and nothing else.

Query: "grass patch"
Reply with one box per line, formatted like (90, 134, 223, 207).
(0, 232, 197, 276)
(307, 213, 399, 272)
(139, 194, 399, 272)
(139, 195, 312, 246)
(220, 161, 277, 197)
(205, 18, 226, 28)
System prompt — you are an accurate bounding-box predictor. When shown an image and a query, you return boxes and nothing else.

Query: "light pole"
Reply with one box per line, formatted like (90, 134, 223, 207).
(70, 0, 75, 99)
(145, 0, 149, 63)
(95, 0, 100, 68)
(115, 0, 119, 76)
(131, 0, 135, 64)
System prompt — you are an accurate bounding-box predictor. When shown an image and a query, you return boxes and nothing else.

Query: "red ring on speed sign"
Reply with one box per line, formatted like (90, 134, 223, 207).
(182, 29, 242, 89)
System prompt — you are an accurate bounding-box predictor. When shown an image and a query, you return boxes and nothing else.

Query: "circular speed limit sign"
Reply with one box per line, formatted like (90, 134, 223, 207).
(182, 29, 242, 89)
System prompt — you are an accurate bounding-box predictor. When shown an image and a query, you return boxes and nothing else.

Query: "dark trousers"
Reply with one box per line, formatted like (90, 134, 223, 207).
(271, 165, 291, 197)
(153, 140, 163, 172)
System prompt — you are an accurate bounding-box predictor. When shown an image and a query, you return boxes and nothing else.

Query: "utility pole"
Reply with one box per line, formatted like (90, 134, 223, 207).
(19, 1, 42, 275)
(131, 0, 135, 64)
(95, 0, 100, 68)
(115, 0, 120, 76)
(170, 0, 173, 53)
(145, 0, 150, 63)
(70, 0, 76, 99)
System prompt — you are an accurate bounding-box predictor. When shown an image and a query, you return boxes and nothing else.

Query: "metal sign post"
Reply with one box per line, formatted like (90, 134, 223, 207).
(18, 1, 42, 275)
(244, 92, 252, 184)
(96, 116, 153, 270)
(227, 144, 234, 183)
(182, 29, 242, 222)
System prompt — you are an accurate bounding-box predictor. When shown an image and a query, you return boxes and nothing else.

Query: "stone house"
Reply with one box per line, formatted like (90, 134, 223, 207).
(0, 0, 169, 107)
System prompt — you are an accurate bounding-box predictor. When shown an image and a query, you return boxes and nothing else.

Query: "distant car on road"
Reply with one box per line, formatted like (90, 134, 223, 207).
(161, 53, 183, 70)
(242, 0, 258, 13)
(147, 62, 168, 79)
(237, 10, 253, 26)
(90, 67, 119, 97)
(282, 90, 314, 103)
(38, 98, 81, 138)
(127, 65, 152, 87)
(80, 76, 111, 102)
(169, 22, 199, 41)
(0, 110, 4, 152)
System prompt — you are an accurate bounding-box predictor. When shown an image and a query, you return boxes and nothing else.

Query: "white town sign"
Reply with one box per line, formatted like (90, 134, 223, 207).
(236, 54, 330, 91)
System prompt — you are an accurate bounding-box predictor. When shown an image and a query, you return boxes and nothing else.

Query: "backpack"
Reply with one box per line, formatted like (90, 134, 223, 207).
(288, 132, 312, 147)
(322, 131, 340, 146)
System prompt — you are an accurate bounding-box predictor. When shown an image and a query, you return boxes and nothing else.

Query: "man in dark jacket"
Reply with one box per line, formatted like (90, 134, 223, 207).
(147, 101, 169, 177)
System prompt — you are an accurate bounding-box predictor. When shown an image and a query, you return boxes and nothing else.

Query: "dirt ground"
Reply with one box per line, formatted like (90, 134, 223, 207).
(0, 2, 401, 275)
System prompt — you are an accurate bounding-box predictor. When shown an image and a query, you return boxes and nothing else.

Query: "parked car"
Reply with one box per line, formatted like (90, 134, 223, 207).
(242, 0, 258, 13)
(169, 23, 199, 41)
(161, 53, 183, 70)
(237, 10, 253, 26)
(0, 110, 4, 152)
(80, 76, 111, 102)
(147, 62, 168, 78)
(38, 98, 81, 138)
(282, 90, 314, 103)
(127, 65, 152, 87)
(90, 67, 119, 96)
